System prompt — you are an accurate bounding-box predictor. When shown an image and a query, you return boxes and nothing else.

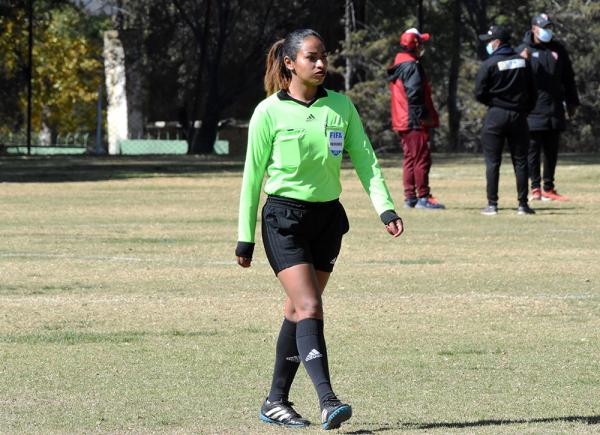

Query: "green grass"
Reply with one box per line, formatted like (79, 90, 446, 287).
(1, 154, 599, 433)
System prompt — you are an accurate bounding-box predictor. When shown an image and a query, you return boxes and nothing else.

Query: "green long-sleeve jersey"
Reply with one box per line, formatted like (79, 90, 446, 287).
(238, 87, 396, 244)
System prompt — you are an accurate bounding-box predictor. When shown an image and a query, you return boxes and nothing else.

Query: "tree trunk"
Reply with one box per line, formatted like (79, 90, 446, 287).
(194, 59, 221, 153)
(417, 0, 424, 30)
(344, 0, 354, 91)
(447, 0, 462, 151)
(191, 0, 230, 154)
(195, 107, 219, 154)
(121, 28, 144, 139)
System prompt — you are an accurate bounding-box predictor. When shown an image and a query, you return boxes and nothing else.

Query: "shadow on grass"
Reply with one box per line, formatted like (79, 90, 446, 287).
(0, 328, 223, 344)
(0, 155, 245, 183)
(377, 153, 600, 168)
(346, 415, 600, 433)
(1, 153, 597, 183)
(462, 206, 581, 215)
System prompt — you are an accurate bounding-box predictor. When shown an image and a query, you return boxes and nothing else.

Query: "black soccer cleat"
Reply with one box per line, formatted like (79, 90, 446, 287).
(321, 398, 352, 430)
(517, 204, 536, 215)
(259, 398, 310, 428)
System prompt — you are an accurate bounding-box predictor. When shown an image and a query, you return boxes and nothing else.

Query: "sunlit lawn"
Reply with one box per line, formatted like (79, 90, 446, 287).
(1, 154, 599, 433)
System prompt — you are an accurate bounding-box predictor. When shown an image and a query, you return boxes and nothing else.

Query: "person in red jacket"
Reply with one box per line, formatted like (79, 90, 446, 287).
(388, 28, 445, 209)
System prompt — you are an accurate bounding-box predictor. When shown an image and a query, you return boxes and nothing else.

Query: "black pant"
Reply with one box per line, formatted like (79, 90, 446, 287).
(481, 107, 529, 206)
(528, 130, 560, 191)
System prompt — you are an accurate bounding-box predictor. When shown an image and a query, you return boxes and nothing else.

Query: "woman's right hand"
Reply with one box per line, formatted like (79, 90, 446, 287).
(237, 256, 252, 268)
(235, 242, 254, 268)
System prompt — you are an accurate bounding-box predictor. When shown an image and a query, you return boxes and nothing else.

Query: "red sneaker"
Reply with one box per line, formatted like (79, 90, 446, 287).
(542, 189, 570, 201)
(530, 188, 542, 201)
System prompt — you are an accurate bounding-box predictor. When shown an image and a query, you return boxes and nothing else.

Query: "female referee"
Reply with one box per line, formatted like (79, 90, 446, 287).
(236, 29, 404, 430)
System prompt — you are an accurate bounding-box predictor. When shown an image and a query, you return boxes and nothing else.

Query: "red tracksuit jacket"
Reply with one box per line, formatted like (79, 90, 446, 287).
(388, 52, 439, 132)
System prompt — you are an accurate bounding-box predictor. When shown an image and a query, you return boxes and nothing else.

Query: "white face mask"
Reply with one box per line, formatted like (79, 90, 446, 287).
(486, 42, 495, 55)
(537, 27, 553, 42)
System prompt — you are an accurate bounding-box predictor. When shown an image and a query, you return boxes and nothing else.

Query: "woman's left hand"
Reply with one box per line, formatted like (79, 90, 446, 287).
(237, 256, 252, 267)
(385, 218, 404, 238)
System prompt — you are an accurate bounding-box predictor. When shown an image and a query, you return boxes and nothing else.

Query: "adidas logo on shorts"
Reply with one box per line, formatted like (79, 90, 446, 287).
(305, 349, 323, 361)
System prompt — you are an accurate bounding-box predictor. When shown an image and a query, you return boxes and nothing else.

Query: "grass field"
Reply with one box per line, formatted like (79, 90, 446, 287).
(1, 154, 599, 434)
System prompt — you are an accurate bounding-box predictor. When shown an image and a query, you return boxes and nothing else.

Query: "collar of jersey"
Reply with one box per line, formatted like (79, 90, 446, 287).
(490, 44, 515, 57)
(277, 86, 328, 107)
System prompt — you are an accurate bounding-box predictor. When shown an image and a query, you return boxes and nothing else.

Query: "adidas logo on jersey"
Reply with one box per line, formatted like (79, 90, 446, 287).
(286, 355, 301, 363)
(305, 349, 323, 361)
(306, 114, 316, 122)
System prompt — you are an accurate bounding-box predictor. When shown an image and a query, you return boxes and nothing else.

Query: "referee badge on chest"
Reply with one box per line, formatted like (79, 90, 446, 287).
(328, 130, 344, 156)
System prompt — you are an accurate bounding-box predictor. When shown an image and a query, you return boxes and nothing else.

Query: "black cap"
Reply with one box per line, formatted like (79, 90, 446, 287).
(478, 25, 511, 42)
(531, 13, 553, 28)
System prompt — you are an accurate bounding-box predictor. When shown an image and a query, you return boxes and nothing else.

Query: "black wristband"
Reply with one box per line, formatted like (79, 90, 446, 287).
(235, 241, 255, 259)
(380, 209, 401, 226)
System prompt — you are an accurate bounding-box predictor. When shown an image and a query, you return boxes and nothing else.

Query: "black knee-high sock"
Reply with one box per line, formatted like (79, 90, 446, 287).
(267, 318, 301, 402)
(296, 318, 336, 406)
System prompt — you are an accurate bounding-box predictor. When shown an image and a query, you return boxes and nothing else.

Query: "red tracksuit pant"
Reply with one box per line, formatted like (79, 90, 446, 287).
(399, 129, 432, 199)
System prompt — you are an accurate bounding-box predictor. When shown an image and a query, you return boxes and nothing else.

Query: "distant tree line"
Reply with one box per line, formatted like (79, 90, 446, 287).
(1, 0, 599, 152)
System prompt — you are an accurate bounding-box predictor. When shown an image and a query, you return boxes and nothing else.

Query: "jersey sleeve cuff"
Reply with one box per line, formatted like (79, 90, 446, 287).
(235, 241, 255, 259)
(380, 209, 400, 225)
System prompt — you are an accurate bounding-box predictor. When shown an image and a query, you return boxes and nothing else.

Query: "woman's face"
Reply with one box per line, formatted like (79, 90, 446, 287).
(285, 35, 328, 87)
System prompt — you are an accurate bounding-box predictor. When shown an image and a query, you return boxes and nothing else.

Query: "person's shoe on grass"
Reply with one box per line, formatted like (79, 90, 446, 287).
(530, 188, 542, 201)
(415, 195, 445, 210)
(542, 188, 569, 201)
(321, 398, 352, 430)
(481, 204, 498, 215)
(260, 398, 310, 428)
(517, 204, 536, 215)
(404, 197, 418, 208)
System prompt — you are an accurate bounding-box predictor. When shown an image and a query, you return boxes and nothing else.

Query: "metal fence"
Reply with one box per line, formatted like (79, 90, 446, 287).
(0, 131, 91, 155)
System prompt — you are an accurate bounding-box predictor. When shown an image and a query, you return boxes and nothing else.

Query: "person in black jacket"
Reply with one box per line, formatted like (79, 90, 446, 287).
(475, 25, 537, 215)
(516, 13, 580, 202)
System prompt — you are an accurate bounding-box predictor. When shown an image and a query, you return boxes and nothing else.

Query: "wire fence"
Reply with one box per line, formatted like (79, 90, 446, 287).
(0, 131, 92, 147)
(0, 131, 92, 155)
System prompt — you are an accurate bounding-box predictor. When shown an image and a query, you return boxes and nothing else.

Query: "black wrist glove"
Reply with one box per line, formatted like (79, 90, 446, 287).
(380, 209, 400, 226)
(235, 241, 255, 259)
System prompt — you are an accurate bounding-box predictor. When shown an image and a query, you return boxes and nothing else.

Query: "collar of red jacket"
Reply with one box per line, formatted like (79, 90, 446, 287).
(394, 51, 418, 65)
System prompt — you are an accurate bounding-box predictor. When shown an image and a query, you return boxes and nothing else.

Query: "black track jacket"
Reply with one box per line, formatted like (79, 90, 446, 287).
(515, 31, 579, 131)
(475, 45, 536, 114)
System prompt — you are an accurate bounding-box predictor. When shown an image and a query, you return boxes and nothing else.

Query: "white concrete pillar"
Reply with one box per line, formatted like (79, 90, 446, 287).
(103, 30, 128, 155)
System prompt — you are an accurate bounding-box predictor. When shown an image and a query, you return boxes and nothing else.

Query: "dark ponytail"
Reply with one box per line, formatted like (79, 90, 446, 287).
(264, 39, 288, 96)
(263, 29, 324, 96)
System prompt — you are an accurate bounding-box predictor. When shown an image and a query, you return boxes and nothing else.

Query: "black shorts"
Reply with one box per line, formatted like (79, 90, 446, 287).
(261, 195, 350, 275)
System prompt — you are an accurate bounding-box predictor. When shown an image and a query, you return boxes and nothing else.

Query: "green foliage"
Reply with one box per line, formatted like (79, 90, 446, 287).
(340, 29, 398, 149)
(341, 0, 600, 151)
(550, 0, 600, 151)
(32, 6, 105, 133)
(2, 0, 598, 151)
(0, 2, 107, 138)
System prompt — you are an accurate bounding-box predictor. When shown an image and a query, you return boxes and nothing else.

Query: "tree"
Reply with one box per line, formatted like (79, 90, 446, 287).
(447, 0, 462, 150)
(169, 0, 341, 153)
(111, 0, 346, 154)
(549, 0, 600, 151)
(0, 1, 106, 142)
(0, 1, 32, 136)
